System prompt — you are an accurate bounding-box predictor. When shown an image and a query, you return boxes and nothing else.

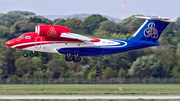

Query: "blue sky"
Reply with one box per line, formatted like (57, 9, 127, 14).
(0, 0, 179, 19)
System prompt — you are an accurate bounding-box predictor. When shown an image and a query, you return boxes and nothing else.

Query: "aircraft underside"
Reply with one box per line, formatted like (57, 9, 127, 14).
(21, 39, 159, 62)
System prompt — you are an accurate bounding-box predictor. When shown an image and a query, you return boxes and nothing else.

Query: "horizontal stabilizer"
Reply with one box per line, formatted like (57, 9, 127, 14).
(135, 16, 175, 22)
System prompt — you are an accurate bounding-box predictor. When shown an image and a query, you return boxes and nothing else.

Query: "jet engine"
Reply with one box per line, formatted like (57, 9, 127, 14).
(35, 25, 70, 38)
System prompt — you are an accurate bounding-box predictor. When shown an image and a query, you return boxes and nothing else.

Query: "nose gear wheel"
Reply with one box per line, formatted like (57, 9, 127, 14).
(23, 52, 28, 57)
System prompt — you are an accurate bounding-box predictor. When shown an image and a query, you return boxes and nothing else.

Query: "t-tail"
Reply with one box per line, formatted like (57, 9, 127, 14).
(129, 16, 174, 42)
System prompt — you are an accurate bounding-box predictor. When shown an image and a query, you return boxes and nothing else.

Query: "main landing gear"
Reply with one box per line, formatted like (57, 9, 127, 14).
(65, 53, 81, 62)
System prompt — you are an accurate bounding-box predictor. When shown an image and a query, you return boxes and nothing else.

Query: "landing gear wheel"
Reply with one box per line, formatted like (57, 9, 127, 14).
(65, 53, 74, 61)
(73, 54, 81, 62)
(23, 53, 28, 57)
(73, 56, 81, 62)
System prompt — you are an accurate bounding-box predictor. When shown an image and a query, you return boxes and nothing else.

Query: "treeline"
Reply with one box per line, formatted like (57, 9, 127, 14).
(0, 10, 180, 80)
(1, 78, 180, 84)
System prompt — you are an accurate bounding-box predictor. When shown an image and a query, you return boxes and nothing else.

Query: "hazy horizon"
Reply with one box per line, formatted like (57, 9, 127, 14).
(0, 0, 180, 19)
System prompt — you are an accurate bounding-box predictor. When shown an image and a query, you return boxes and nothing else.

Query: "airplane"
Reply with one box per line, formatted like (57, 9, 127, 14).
(5, 16, 173, 62)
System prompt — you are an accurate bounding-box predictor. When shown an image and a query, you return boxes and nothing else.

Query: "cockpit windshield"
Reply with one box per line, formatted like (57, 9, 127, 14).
(18, 35, 23, 38)
(18, 35, 31, 39)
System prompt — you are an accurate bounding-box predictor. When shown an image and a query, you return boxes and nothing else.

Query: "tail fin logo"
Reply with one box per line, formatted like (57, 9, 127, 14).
(144, 23, 158, 38)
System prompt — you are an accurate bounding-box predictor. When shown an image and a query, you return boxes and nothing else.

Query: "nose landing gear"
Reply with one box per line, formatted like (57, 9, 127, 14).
(65, 53, 81, 62)
(23, 52, 28, 57)
(23, 51, 35, 57)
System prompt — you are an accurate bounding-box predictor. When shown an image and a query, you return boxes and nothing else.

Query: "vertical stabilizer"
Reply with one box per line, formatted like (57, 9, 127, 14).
(129, 16, 173, 42)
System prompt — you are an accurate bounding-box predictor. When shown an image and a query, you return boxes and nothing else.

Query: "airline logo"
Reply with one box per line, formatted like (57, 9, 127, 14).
(47, 27, 57, 37)
(144, 23, 158, 38)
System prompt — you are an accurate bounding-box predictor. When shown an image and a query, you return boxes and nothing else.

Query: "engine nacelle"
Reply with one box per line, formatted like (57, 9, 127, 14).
(35, 25, 70, 38)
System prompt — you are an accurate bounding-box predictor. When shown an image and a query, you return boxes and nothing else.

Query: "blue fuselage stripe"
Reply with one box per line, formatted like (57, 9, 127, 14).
(58, 39, 159, 56)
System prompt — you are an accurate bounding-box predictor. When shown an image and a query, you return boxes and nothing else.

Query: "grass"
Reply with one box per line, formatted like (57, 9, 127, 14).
(0, 100, 180, 101)
(0, 84, 180, 95)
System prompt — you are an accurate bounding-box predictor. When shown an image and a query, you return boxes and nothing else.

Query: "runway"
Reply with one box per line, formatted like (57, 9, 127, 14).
(0, 95, 180, 99)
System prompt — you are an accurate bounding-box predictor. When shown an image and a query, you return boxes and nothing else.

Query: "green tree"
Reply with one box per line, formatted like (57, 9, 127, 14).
(118, 68, 127, 78)
(28, 16, 53, 25)
(175, 16, 180, 27)
(87, 71, 97, 79)
(26, 22, 37, 32)
(0, 25, 12, 39)
(0, 39, 15, 79)
(128, 55, 164, 77)
(88, 57, 104, 77)
(54, 19, 65, 26)
(83, 14, 108, 34)
(94, 30, 131, 39)
(47, 58, 61, 72)
(15, 57, 36, 77)
(0, 47, 16, 78)
(87, 53, 132, 78)
(106, 53, 131, 75)
(37, 52, 51, 64)
(7, 10, 35, 16)
(171, 43, 180, 77)
(102, 67, 115, 78)
(47, 57, 70, 78)
(127, 18, 145, 33)
(164, 22, 178, 37)
(33, 68, 53, 78)
(0, 13, 25, 22)
(94, 30, 110, 38)
(65, 18, 84, 34)
(10, 21, 36, 38)
(43, 68, 53, 78)
(121, 15, 145, 33)
(156, 46, 178, 77)
(32, 57, 44, 70)
(171, 66, 180, 77)
(0, 20, 5, 26)
(33, 71, 44, 78)
(98, 20, 128, 34)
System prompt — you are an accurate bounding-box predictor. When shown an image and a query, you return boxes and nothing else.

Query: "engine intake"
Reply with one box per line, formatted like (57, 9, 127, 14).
(35, 25, 70, 38)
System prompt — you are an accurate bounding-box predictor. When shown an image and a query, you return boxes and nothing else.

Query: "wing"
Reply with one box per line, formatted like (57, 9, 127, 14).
(60, 33, 100, 42)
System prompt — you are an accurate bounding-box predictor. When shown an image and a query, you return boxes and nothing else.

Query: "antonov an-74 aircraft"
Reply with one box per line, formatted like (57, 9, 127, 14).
(5, 16, 173, 62)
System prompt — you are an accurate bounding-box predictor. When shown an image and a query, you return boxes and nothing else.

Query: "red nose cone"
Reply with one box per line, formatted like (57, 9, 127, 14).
(5, 40, 16, 47)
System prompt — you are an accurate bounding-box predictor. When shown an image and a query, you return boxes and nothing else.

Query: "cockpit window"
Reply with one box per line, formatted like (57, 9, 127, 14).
(18, 35, 31, 39)
(24, 36, 31, 39)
